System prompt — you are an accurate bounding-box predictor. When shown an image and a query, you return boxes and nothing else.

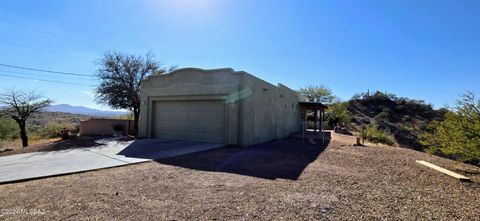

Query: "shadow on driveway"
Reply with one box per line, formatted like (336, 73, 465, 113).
(154, 136, 330, 180)
(116, 139, 225, 160)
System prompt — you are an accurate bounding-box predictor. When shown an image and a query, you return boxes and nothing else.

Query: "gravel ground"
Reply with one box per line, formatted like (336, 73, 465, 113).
(0, 137, 479, 220)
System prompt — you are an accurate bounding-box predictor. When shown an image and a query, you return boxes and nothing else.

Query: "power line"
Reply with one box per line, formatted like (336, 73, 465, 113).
(0, 39, 81, 59)
(0, 69, 95, 81)
(0, 72, 94, 86)
(0, 73, 95, 87)
(0, 72, 95, 87)
(0, 18, 103, 51)
(0, 18, 62, 39)
(0, 63, 94, 77)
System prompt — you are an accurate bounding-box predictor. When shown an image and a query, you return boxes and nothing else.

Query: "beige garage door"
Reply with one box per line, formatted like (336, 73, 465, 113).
(152, 100, 226, 143)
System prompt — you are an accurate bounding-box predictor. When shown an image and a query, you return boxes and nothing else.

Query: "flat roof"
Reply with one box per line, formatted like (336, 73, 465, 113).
(299, 102, 328, 110)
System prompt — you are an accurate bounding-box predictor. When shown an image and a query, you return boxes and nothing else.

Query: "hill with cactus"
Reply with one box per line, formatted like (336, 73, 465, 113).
(344, 91, 446, 150)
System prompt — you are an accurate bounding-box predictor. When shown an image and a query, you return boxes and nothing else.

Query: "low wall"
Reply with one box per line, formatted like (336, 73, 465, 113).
(79, 118, 132, 137)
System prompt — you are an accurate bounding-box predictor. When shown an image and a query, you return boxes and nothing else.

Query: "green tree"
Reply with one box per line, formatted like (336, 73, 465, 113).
(298, 85, 336, 104)
(420, 91, 480, 165)
(0, 89, 52, 147)
(95, 51, 164, 136)
(325, 102, 352, 127)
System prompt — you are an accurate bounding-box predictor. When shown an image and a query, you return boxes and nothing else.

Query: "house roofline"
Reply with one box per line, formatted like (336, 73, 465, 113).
(142, 67, 298, 94)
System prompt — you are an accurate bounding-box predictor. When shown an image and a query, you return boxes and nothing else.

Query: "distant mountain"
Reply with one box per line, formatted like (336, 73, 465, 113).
(44, 104, 128, 117)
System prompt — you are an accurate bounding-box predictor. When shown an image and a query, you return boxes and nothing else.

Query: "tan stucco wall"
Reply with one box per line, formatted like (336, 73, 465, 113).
(139, 68, 304, 146)
(240, 74, 303, 145)
(79, 118, 132, 136)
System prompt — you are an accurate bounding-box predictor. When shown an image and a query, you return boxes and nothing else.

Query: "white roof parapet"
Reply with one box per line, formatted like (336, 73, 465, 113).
(143, 67, 238, 82)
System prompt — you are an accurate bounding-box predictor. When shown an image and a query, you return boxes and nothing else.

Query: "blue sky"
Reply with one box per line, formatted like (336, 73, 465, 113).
(0, 0, 479, 110)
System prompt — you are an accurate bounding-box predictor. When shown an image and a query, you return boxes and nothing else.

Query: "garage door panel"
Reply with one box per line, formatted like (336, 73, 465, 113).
(154, 114, 224, 127)
(153, 129, 224, 143)
(153, 122, 224, 133)
(153, 128, 225, 143)
(152, 100, 226, 143)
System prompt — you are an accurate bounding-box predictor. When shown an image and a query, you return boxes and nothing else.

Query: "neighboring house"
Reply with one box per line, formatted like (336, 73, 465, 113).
(138, 68, 324, 146)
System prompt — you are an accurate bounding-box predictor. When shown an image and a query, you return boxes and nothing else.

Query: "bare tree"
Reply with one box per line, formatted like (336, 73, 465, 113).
(95, 51, 164, 136)
(0, 89, 52, 147)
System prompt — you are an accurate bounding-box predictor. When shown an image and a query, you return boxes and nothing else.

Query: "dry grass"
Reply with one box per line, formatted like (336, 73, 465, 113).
(0, 138, 479, 220)
(0, 138, 60, 153)
(0, 137, 59, 148)
(0, 137, 101, 157)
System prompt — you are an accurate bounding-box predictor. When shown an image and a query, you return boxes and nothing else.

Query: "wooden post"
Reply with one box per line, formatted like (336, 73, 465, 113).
(416, 160, 470, 181)
(319, 110, 322, 133)
(127, 120, 131, 136)
(302, 109, 307, 143)
(361, 127, 365, 145)
(302, 122, 305, 143)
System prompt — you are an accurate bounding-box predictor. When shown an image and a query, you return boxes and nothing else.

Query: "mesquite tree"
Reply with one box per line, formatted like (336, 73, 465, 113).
(298, 85, 337, 131)
(0, 89, 52, 147)
(298, 85, 336, 104)
(95, 51, 164, 136)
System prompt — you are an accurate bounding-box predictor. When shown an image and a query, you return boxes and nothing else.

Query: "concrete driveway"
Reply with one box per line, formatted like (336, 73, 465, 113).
(0, 138, 224, 184)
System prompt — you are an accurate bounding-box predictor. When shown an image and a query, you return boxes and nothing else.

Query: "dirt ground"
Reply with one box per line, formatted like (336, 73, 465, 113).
(0, 138, 59, 154)
(0, 137, 102, 157)
(0, 137, 479, 220)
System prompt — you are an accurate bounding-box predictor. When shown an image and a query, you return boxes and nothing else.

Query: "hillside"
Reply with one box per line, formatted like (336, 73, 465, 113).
(27, 111, 92, 135)
(1, 104, 131, 141)
(346, 91, 445, 150)
(0, 111, 92, 141)
(44, 104, 128, 117)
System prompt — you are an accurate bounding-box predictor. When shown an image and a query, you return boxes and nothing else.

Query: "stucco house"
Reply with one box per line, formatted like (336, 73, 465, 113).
(138, 68, 325, 146)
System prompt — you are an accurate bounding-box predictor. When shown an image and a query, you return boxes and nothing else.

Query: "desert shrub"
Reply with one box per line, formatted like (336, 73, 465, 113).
(70, 124, 80, 134)
(361, 125, 396, 146)
(401, 122, 415, 132)
(376, 107, 391, 120)
(325, 102, 352, 128)
(0, 117, 18, 140)
(40, 123, 75, 138)
(401, 115, 412, 122)
(420, 92, 480, 166)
